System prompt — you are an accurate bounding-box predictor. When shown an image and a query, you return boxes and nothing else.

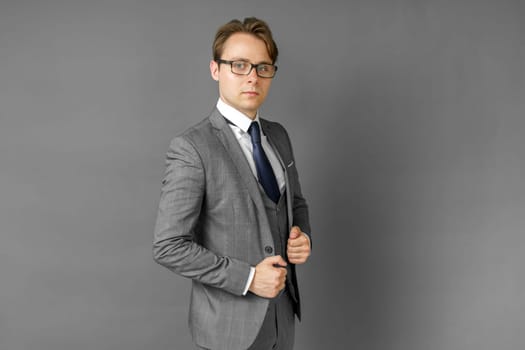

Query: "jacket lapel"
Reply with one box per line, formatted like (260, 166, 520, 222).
(260, 119, 294, 230)
(209, 109, 267, 213)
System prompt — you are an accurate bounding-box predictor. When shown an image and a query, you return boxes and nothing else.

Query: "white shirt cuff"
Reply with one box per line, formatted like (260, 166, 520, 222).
(242, 267, 256, 295)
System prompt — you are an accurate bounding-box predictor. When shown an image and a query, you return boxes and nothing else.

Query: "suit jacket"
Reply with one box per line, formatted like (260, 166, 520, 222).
(153, 108, 311, 350)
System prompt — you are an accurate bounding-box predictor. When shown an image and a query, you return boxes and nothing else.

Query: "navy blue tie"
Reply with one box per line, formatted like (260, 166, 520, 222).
(248, 122, 280, 203)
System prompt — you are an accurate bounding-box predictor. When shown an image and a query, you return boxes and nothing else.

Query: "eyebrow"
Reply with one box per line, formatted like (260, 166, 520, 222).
(228, 57, 273, 65)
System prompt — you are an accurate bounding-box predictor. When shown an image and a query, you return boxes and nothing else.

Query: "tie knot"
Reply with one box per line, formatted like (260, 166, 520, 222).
(248, 122, 262, 144)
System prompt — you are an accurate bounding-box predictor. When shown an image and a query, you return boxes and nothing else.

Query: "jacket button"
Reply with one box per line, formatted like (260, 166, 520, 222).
(264, 246, 273, 254)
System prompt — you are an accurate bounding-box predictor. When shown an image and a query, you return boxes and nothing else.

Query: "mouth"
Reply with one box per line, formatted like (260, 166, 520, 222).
(242, 91, 259, 96)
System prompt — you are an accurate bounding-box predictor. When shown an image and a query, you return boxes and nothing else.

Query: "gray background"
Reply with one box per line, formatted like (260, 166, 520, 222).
(1, 0, 524, 349)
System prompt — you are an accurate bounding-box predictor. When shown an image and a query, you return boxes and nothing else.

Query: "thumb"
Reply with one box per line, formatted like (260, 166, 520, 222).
(266, 255, 287, 267)
(289, 226, 301, 240)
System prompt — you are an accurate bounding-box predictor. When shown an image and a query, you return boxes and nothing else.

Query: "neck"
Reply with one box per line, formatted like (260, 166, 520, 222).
(218, 98, 257, 120)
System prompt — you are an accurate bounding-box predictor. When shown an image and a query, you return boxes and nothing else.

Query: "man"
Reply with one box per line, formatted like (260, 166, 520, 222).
(153, 17, 311, 350)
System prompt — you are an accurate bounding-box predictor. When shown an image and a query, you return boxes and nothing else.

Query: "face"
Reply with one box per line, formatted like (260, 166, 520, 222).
(210, 33, 274, 119)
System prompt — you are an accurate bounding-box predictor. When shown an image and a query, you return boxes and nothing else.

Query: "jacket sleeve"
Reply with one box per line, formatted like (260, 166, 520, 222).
(282, 126, 312, 243)
(153, 136, 251, 296)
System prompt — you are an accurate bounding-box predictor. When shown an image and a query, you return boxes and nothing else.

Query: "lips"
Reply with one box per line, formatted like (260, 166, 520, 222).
(242, 91, 259, 96)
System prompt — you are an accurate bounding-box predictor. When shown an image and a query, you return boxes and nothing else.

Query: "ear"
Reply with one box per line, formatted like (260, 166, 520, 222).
(210, 59, 219, 81)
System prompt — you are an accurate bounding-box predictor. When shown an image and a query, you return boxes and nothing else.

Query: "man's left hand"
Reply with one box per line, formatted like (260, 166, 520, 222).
(287, 226, 311, 265)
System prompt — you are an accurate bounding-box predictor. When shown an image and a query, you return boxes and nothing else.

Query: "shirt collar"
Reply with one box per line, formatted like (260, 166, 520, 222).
(216, 98, 260, 133)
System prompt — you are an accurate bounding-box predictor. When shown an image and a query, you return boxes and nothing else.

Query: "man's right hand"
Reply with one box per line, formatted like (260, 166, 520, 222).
(248, 255, 287, 298)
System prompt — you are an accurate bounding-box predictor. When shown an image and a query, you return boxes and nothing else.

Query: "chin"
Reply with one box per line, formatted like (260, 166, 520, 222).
(243, 100, 263, 110)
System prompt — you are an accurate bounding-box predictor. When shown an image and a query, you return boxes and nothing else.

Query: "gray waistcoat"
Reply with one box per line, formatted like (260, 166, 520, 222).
(260, 189, 298, 303)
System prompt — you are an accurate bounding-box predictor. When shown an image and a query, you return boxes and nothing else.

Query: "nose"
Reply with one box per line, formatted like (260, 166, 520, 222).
(247, 66, 259, 83)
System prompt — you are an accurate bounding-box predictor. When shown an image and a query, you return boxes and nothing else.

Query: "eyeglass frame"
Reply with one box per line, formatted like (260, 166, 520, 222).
(215, 59, 278, 78)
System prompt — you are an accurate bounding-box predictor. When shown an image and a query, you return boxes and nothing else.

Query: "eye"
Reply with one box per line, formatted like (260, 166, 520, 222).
(258, 65, 270, 72)
(232, 61, 248, 70)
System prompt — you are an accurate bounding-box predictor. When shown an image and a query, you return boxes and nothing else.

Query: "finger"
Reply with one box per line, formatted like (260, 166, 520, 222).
(279, 267, 287, 278)
(287, 240, 302, 248)
(287, 241, 304, 250)
(288, 256, 306, 264)
(287, 250, 307, 259)
(287, 248, 307, 257)
(288, 249, 310, 261)
(290, 238, 309, 248)
(288, 235, 307, 248)
(290, 251, 309, 262)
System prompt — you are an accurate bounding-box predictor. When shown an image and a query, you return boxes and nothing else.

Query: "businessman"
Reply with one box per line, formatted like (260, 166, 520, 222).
(153, 17, 311, 350)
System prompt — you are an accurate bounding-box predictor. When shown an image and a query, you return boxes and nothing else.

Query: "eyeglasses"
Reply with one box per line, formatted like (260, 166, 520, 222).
(215, 59, 278, 78)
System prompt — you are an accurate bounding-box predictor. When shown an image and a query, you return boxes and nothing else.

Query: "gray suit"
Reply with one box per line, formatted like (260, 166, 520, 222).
(153, 108, 310, 350)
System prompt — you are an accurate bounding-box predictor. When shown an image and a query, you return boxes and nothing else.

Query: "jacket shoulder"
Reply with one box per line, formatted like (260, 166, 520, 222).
(168, 114, 221, 149)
